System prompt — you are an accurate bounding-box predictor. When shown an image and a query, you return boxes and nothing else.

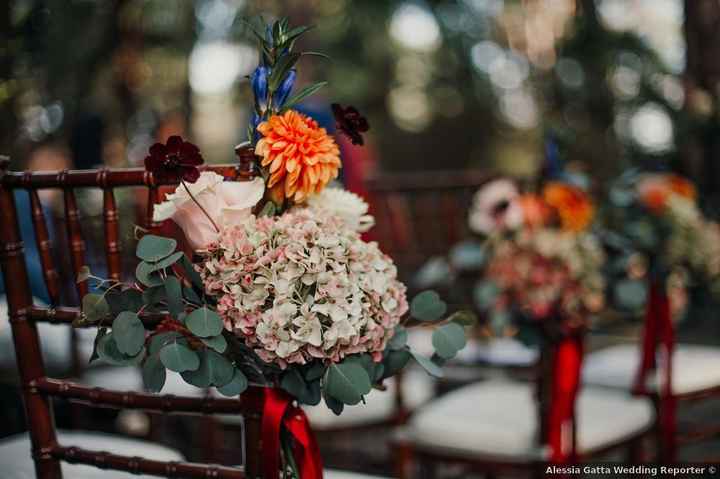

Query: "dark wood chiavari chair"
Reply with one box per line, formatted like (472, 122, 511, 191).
(364, 169, 490, 284)
(0, 156, 267, 478)
(394, 326, 656, 479)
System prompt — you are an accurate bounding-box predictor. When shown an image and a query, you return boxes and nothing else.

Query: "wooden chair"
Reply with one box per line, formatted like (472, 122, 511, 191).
(394, 326, 655, 478)
(0, 157, 266, 478)
(364, 169, 489, 283)
(583, 340, 720, 460)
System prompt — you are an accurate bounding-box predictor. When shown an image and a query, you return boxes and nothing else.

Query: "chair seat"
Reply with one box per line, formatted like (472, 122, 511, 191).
(583, 344, 720, 395)
(302, 369, 435, 430)
(78, 366, 144, 391)
(405, 380, 653, 461)
(0, 431, 183, 479)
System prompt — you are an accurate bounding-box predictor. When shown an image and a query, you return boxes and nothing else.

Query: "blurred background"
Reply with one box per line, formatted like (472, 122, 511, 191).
(2, 0, 720, 475)
(2, 0, 718, 192)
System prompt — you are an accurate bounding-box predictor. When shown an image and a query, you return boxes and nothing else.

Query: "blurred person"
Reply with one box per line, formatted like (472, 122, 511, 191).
(0, 144, 71, 303)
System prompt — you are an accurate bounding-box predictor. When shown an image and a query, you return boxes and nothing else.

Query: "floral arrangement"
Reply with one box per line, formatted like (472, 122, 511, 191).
(468, 177, 605, 335)
(605, 171, 720, 315)
(77, 18, 470, 478)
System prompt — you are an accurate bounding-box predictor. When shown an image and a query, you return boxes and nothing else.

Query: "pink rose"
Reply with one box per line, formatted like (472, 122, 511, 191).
(153, 172, 264, 250)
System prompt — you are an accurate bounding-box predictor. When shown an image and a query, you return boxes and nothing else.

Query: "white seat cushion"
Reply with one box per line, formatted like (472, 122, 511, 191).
(406, 380, 653, 460)
(324, 469, 390, 479)
(77, 367, 143, 391)
(583, 344, 720, 395)
(303, 369, 435, 430)
(0, 431, 183, 479)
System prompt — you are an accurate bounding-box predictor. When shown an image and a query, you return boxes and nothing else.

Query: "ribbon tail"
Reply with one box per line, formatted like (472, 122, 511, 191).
(633, 281, 661, 395)
(658, 289, 677, 462)
(285, 407, 324, 479)
(548, 336, 583, 464)
(262, 389, 291, 479)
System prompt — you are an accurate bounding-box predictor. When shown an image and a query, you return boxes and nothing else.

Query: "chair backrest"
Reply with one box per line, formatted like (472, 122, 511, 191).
(0, 156, 264, 478)
(365, 169, 490, 282)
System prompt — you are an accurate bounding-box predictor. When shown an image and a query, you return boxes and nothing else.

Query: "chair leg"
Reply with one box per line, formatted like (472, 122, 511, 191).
(626, 436, 644, 463)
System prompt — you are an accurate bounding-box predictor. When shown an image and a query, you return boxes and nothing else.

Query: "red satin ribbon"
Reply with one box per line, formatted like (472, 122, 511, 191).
(261, 388, 324, 479)
(548, 335, 583, 463)
(633, 281, 676, 461)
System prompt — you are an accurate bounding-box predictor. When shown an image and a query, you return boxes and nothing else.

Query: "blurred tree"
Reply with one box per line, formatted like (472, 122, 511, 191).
(684, 0, 720, 212)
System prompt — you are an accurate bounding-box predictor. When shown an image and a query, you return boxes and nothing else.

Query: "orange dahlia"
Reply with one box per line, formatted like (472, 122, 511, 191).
(637, 173, 696, 213)
(255, 110, 341, 203)
(542, 182, 594, 232)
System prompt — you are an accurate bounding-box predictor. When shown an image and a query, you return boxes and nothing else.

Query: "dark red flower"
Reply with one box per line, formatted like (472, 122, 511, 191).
(331, 103, 369, 146)
(144, 135, 203, 183)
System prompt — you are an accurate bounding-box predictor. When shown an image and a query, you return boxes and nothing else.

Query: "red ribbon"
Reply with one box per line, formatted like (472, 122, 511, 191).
(261, 388, 324, 479)
(547, 335, 583, 463)
(633, 281, 676, 461)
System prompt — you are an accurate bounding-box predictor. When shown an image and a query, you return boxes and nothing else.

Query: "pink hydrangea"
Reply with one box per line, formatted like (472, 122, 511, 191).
(199, 208, 408, 367)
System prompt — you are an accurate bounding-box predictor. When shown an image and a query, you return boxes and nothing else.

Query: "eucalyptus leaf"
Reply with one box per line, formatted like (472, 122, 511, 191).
(382, 349, 411, 379)
(106, 288, 144, 315)
(411, 351, 444, 378)
(281, 368, 309, 401)
(97, 332, 143, 366)
(322, 389, 344, 416)
(324, 361, 371, 405)
(432, 322, 467, 359)
(474, 281, 499, 310)
(179, 256, 203, 290)
(148, 331, 183, 355)
(183, 285, 201, 305)
(217, 369, 249, 397)
(136, 235, 177, 262)
(201, 334, 227, 353)
(181, 349, 234, 388)
(164, 276, 184, 319)
(305, 362, 326, 381)
(387, 327, 408, 351)
(149, 251, 184, 272)
(82, 293, 110, 322)
(76, 265, 91, 283)
(142, 354, 166, 393)
(410, 290, 447, 322)
(89, 327, 108, 363)
(159, 341, 200, 373)
(142, 285, 166, 308)
(185, 306, 223, 337)
(614, 279, 648, 311)
(136, 261, 163, 287)
(112, 312, 145, 356)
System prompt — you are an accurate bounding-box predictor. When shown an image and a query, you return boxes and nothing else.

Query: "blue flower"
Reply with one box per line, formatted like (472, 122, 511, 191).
(272, 69, 296, 109)
(251, 66, 269, 112)
(250, 111, 262, 142)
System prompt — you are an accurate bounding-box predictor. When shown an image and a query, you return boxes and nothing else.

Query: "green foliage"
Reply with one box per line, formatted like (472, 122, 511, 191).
(159, 341, 200, 373)
(281, 369, 320, 405)
(282, 82, 328, 110)
(112, 311, 145, 356)
(106, 289, 143, 315)
(381, 349, 411, 379)
(164, 276, 184, 319)
(82, 293, 110, 322)
(201, 334, 228, 353)
(96, 332, 143, 366)
(410, 351, 443, 378)
(432, 323, 467, 359)
(217, 369, 249, 397)
(181, 350, 234, 388)
(185, 306, 223, 337)
(142, 354, 167, 393)
(410, 290, 447, 322)
(448, 310, 478, 327)
(474, 281, 499, 310)
(324, 361, 372, 405)
(136, 235, 178, 262)
(136, 261, 163, 287)
(387, 327, 408, 350)
(614, 279, 648, 311)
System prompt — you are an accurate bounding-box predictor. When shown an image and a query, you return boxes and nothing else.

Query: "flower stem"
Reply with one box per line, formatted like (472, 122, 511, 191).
(181, 180, 220, 233)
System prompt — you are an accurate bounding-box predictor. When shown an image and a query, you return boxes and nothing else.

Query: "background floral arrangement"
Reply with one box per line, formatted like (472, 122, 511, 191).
(605, 170, 720, 317)
(469, 176, 605, 338)
(77, 18, 471, 429)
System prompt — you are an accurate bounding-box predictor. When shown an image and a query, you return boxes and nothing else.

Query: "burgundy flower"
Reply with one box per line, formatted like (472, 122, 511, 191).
(144, 135, 203, 183)
(331, 103, 369, 146)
